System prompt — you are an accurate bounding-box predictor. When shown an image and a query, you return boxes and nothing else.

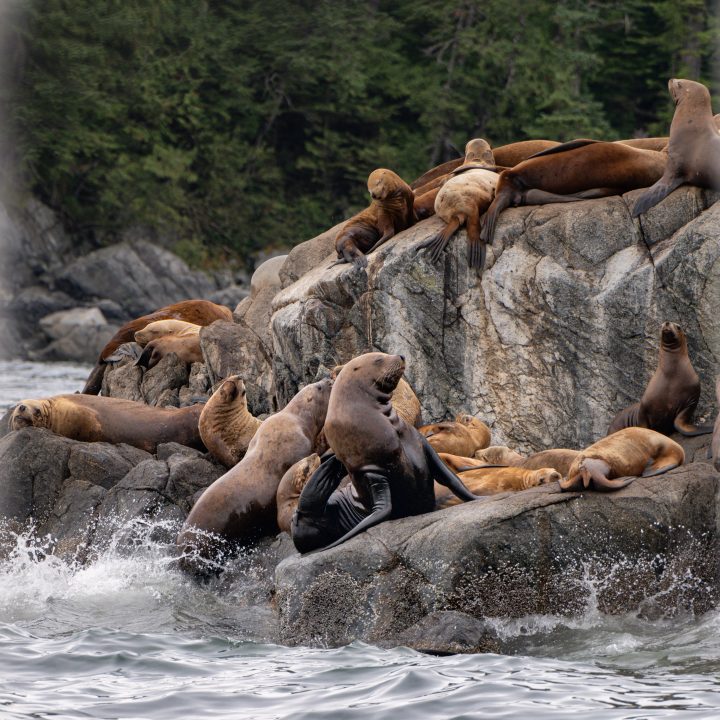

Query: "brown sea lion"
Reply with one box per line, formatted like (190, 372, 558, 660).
(176, 378, 332, 568)
(711, 377, 720, 472)
(617, 138, 668, 151)
(198, 376, 263, 468)
(10, 394, 204, 452)
(521, 449, 580, 476)
(474, 445, 526, 465)
(82, 300, 232, 394)
(608, 322, 712, 437)
(134, 319, 201, 346)
(276, 454, 322, 533)
(136, 334, 203, 370)
(480, 140, 667, 252)
(560, 427, 684, 492)
(633, 79, 720, 217)
(291, 353, 482, 553)
(333, 169, 416, 268)
(419, 414, 491, 457)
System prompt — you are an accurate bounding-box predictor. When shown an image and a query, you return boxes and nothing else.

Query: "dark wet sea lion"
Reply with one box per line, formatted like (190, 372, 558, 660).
(608, 322, 712, 437)
(291, 353, 482, 553)
(176, 378, 332, 569)
(333, 169, 415, 268)
(82, 300, 232, 394)
(560, 428, 684, 492)
(479, 140, 667, 252)
(10, 394, 204, 452)
(633, 78, 720, 217)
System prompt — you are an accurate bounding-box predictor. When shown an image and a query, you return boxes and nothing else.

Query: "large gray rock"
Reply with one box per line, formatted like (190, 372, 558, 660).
(36, 306, 117, 363)
(275, 462, 720, 648)
(271, 187, 720, 451)
(279, 223, 342, 288)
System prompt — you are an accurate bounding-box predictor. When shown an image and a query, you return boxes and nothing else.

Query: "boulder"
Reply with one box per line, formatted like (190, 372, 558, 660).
(36, 306, 117, 363)
(270, 187, 720, 451)
(279, 223, 342, 288)
(250, 255, 287, 298)
(275, 461, 720, 647)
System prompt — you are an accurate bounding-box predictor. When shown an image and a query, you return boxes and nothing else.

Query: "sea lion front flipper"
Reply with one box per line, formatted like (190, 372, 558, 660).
(320, 472, 393, 550)
(673, 408, 714, 436)
(631, 176, 685, 218)
(295, 454, 346, 515)
(641, 461, 680, 478)
(81, 363, 107, 395)
(422, 436, 484, 502)
(521, 189, 605, 206)
(416, 216, 462, 263)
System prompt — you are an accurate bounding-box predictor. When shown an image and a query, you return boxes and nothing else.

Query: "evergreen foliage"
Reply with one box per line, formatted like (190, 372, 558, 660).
(9, 0, 719, 267)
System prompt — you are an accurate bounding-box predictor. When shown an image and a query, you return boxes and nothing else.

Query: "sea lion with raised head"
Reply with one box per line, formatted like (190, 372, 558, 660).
(333, 169, 415, 268)
(10, 394, 204, 452)
(479, 140, 667, 252)
(419, 414, 491, 457)
(135, 334, 203, 370)
(82, 300, 232, 394)
(633, 78, 720, 217)
(291, 352, 482, 553)
(608, 322, 712, 437)
(134, 319, 201, 347)
(177, 378, 332, 569)
(560, 427, 684, 492)
(198, 376, 263, 468)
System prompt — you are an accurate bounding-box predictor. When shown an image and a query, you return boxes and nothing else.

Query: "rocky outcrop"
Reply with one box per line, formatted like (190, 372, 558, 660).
(271, 187, 720, 452)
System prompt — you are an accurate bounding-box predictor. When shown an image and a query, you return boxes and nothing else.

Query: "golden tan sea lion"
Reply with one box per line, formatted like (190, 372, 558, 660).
(333, 169, 416, 267)
(134, 319, 201, 346)
(608, 322, 712, 437)
(474, 445, 525, 465)
(10, 394, 204, 452)
(633, 79, 720, 217)
(419, 414, 491, 457)
(520, 449, 580, 476)
(198, 376, 263, 468)
(276, 454, 321, 533)
(560, 427, 685, 492)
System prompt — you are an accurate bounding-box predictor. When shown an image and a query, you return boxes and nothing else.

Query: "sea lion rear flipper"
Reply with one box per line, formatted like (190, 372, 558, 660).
(641, 461, 680, 478)
(320, 473, 392, 550)
(592, 475, 635, 491)
(631, 176, 684, 217)
(673, 409, 714, 436)
(466, 211, 485, 270)
(422, 436, 484, 502)
(521, 189, 604, 206)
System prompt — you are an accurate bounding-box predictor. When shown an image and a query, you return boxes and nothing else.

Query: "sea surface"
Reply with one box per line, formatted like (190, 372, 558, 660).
(2, 361, 720, 719)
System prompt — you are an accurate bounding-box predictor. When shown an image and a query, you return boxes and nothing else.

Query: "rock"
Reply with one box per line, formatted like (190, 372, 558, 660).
(394, 611, 501, 655)
(140, 352, 189, 406)
(275, 463, 720, 647)
(279, 223, 342, 288)
(178, 362, 211, 405)
(54, 240, 215, 319)
(250, 255, 287, 298)
(270, 188, 720, 451)
(102, 357, 145, 402)
(67, 441, 151, 490)
(209, 284, 249, 310)
(36, 306, 116, 363)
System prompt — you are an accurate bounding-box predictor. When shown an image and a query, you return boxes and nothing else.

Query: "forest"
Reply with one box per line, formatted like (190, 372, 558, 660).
(3, 0, 719, 268)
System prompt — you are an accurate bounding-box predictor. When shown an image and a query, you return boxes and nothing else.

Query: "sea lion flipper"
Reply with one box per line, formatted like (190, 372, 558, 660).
(422, 436, 483, 502)
(641, 461, 679, 478)
(521, 189, 597, 206)
(631, 176, 684, 218)
(592, 475, 635, 491)
(135, 344, 154, 369)
(81, 363, 107, 395)
(295, 454, 346, 515)
(673, 410, 714, 436)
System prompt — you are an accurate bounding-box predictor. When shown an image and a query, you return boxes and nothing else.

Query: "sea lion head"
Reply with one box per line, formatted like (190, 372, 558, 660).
(338, 352, 406, 395)
(10, 399, 50, 430)
(217, 375, 247, 406)
(533, 468, 562, 487)
(669, 78, 710, 108)
(135, 338, 165, 369)
(660, 321, 686, 351)
(456, 414, 484, 429)
(367, 169, 403, 200)
(464, 138, 495, 166)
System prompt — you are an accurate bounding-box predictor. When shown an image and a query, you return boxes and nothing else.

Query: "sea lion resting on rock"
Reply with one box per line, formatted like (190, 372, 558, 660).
(711, 378, 720, 472)
(333, 169, 415, 268)
(134, 319, 201, 346)
(560, 427, 684, 492)
(199, 376, 263, 468)
(521, 449, 579, 476)
(10, 394, 204, 452)
(608, 322, 712, 437)
(82, 299, 232, 394)
(633, 79, 720, 217)
(177, 378, 332, 570)
(135, 334, 203, 370)
(419, 414, 491, 457)
(291, 353, 482, 553)
(479, 140, 667, 253)
(474, 445, 525, 465)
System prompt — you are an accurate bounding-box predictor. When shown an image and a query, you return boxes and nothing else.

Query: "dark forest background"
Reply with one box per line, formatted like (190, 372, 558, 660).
(3, 0, 719, 269)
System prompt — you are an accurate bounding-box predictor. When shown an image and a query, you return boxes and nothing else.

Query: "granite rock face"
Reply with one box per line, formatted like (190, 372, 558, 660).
(271, 187, 720, 452)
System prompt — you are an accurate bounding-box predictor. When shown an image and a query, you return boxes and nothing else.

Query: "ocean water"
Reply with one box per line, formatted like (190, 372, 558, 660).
(2, 362, 720, 719)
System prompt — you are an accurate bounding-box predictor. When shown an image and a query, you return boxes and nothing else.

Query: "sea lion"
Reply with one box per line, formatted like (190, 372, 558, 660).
(474, 445, 525, 465)
(291, 352, 482, 553)
(479, 140, 667, 252)
(82, 300, 232, 394)
(135, 334, 203, 370)
(711, 377, 720, 472)
(435, 459, 561, 507)
(608, 322, 712, 437)
(419, 414, 491, 457)
(134, 319, 201, 346)
(560, 427, 684, 492)
(633, 79, 720, 217)
(176, 378, 332, 567)
(333, 169, 416, 267)
(617, 138, 669, 151)
(10, 394, 204, 452)
(520, 448, 580, 476)
(276, 454, 321, 533)
(198, 376, 263, 468)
